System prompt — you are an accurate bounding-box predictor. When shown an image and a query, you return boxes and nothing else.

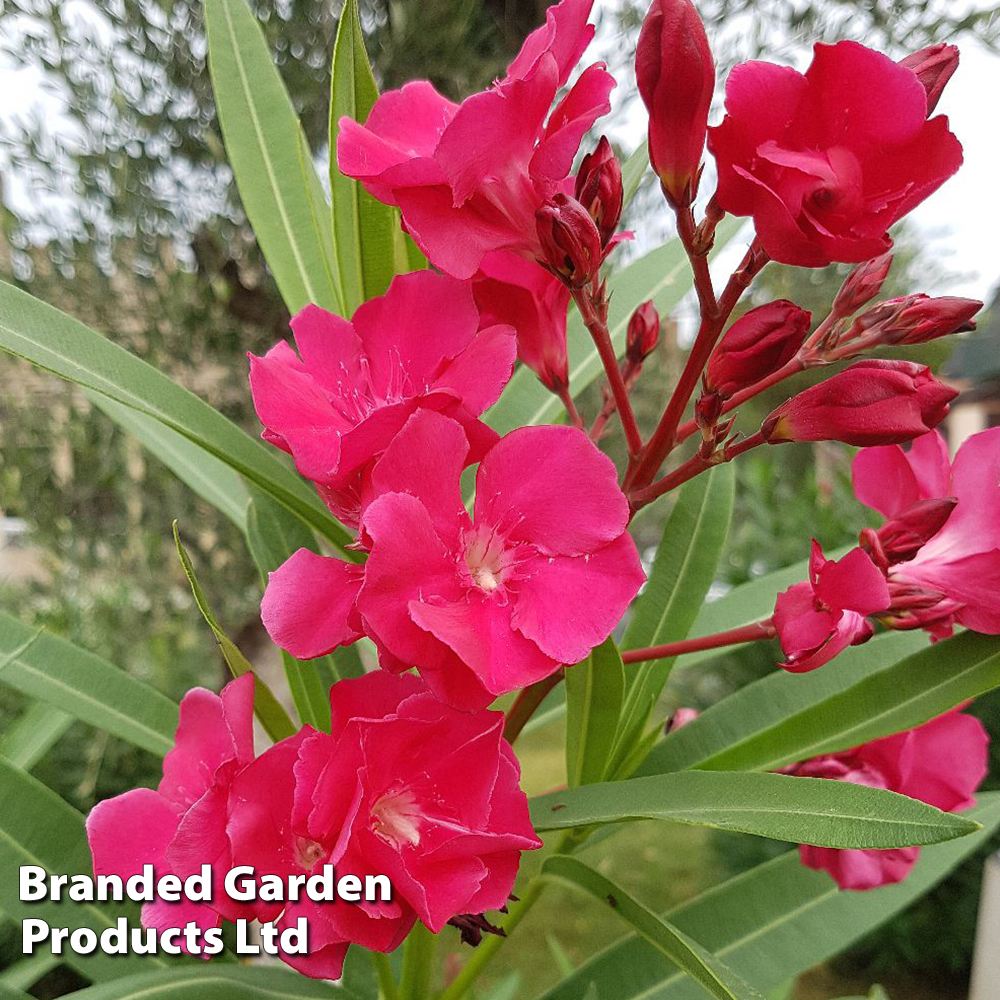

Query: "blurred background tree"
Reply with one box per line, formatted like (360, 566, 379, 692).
(0, 1, 997, 997)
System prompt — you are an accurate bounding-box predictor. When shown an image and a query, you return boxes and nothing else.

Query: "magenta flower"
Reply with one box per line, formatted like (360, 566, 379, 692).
(262, 410, 645, 710)
(248, 271, 515, 527)
(85, 675, 257, 945)
(227, 672, 541, 979)
(472, 250, 571, 392)
(790, 709, 988, 890)
(336, 0, 614, 279)
(853, 427, 1000, 636)
(708, 41, 963, 267)
(773, 541, 890, 672)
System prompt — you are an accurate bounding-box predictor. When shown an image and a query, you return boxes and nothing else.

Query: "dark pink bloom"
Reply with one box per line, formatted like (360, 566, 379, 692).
(262, 410, 645, 710)
(248, 271, 515, 527)
(636, 0, 715, 206)
(227, 672, 541, 979)
(706, 299, 810, 398)
(773, 541, 890, 673)
(472, 251, 571, 392)
(762, 360, 956, 446)
(337, 0, 614, 279)
(900, 43, 959, 115)
(626, 300, 660, 365)
(85, 675, 257, 946)
(535, 192, 605, 288)
(853, 428, 1000, 635)
(832, 253, 893, 317)
(843, 294, 980, 348)
(575, 136, 624, 248)
(791, 709, 988, 890)
(709, 41, 963, 266)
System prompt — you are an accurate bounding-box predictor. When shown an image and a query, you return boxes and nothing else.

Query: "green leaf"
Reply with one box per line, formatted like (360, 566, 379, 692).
(0, 757, 167, 982)
(621, 140, 649, 206)
(638, 630, 1000, 778)
(0, 952, 58, 993)
(539, 794, 1000, 1000)
(566, 639, 626, 786)
(0, 702, 71, 771)
(0, 278, 353, 554)
(486, 217, 744, 435)
(0, 610, 176, 756)
(173, 522, 296, 742)
(49, 965, 361, 999)
(530, 771, 979, 848)
(204, 0, 342, 314)
(245, 487, 365, 730)
(329, 0, 402, 310)
(543, 856, 765, 1000)
(610, 464, 735, 777)
(89, 394, 248, 531)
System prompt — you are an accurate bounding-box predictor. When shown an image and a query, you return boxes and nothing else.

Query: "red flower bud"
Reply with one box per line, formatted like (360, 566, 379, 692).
(762, 360, 957, 447)
(626, 300, 660, 364)
(576, 137, 624, 248)
(873, 497, 958, 564)
(846, 293, 980, 347)
(900, 43, 960, 115)
(832, 253, 893, 316)
(535, 194, 604, 289)
(706, 300, 811, 398)
(636, 0, 715, 207)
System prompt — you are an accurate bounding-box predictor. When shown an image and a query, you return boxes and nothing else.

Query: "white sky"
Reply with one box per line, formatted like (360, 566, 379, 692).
(0, 3, 998, 304)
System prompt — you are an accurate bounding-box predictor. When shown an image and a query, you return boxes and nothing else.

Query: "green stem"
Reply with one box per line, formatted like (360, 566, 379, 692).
(399, 921, 437, 1000)
(373, 952, 400, 1000)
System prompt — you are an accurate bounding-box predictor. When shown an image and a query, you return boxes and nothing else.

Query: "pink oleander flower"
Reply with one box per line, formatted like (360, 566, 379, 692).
(853, 427, 1000, 636)
(773, 541, 890, 672)
(262, 410, 645, 710)
(227, 672, 541, 979)
(790, 709, 988, 890)
(472, 250, 571, 392)
(636, 0, 715, 206)
(708, 41, 963, 266)
(626, 300, 660, 365)
(86, 675, 257, 947)
(705, 299, 811, 398)
(762, 360, 956, 447)
(248, 271, 515, 527)
(337, 0, 614, 279)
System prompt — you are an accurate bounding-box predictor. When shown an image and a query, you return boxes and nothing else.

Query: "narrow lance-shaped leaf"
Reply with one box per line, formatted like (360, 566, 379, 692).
(539, 794, 1000, 1000)
(173, 522, 297, 742)
(0, 610, 176, 756)
(530, 770, 980, 848)
(0, 278, 354, 554)
(204, 0, 342, 314)
(329, 0, 403, 310)
(0, 702, 72, 772)
(565, 638, 626, 787)
(638, 630, 1000, 778)
(611, 464, 735, 778)
(543, 856, 766, 1000)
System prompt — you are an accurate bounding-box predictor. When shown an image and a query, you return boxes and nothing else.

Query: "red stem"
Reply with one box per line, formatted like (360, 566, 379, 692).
(626, 232, 768, 491)
(574, 285, 643, 457)
(621, 620, 776, 664)
(556, 384, 585, 430)
(675, 358, 805, 445)
(629, 430, 767, 510)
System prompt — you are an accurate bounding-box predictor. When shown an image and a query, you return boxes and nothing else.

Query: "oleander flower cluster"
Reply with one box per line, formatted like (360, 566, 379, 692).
(85, 0, 996, 982)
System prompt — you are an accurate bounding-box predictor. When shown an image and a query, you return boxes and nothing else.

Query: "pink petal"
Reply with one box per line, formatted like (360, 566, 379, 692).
(505, 0, 595, 86)
(474, 425, 628, 556)
(329, 672, 425, 740)
(814, 547, 890, 616)
(799, 844, 919, 891)
(87, 788, 179, 883)
(352, 272, 481, 391)
(432, 323, 517, 416)
(512, 534, 645, 663)
(220, 673, 256, 765)
(289, 305, 365, 393)
(261, 549, 364, 660)
(852, 444, 923, 518)
(409, 593, 561, 698)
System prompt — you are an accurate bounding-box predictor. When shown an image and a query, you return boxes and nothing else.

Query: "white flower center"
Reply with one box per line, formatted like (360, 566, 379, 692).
(371, 788, 424, 850)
